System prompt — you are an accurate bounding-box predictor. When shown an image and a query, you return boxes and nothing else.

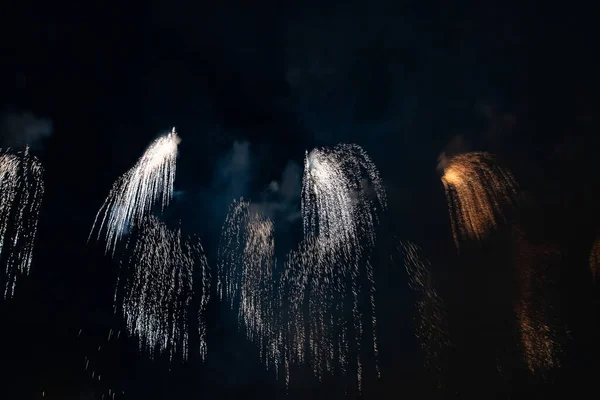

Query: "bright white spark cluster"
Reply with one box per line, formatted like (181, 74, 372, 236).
(399, 241, 451, 386)
(116, 216, 210, 361)
(0, 146, 44, 298)
(295, 143, 385, 389)
(218, 144, 386, 391)
(90, 128, 179, 253)
(218, 200, 278, 369)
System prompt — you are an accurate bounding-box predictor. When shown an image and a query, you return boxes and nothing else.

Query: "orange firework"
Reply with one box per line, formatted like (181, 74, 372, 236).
(589, 236, 600, 282)
(440, 152, 518, 250)
(512, 226, 561, 374)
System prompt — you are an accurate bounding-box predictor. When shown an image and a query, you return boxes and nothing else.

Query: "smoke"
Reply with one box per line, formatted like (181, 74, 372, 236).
(251, 160, 302, 223)
(213, 140, 253, 199)
(437, 135, 471, 173)
(0, 110, 53, 149)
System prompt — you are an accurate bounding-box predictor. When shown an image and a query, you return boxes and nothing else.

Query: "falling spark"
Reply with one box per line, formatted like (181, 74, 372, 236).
(398, 241, 451, 386)
(218, 144, 385, 391)
(89, 128, 179, 254)
(284, 144, 385, 389)
(218, 200, 278, 370)
(589, 236, 600, 282)
(513, 226, 561, 374)
(0, 146, 44, 298)
(116, 216, 210, 361)
(440, 152, 517, 250)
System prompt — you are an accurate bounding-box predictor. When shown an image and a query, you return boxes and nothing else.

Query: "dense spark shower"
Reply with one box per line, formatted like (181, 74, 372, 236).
(217, 144, 386, 391)
(293, 143, 385, 389)
(589, 236, 600, 282)
(90, 129, 179, 253)
(217, 199, 278, 370)
(399, 241, 450, 385)
(512, 226, 561, 374)
(115, 216, 209, 361)
(440, 152, 517, 250)
(0, 147, 44, 298)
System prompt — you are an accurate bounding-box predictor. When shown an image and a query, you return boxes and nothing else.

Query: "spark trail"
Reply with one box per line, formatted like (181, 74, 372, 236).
(287, 143, 386, 390)
(218, 200, 279, 371)
(513, 226, 561, 374)
(440, 152, 517, 250)
(589, 236, 600, 282)
(398, 241, 450, 386)
(217, 144, 386, 391)
(90, 128, 179, 254)
(116, 216, 210, 361)
(0, 146, 44, 298)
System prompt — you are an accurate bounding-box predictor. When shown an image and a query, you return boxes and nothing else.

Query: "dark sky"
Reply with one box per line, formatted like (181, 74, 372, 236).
(1, 1, 599, 399)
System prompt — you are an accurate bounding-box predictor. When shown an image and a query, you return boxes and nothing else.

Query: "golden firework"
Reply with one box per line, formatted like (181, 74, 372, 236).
(589, 236, 600, 282)
(513, 226, 561, 374)
(441, 152, 517, 250)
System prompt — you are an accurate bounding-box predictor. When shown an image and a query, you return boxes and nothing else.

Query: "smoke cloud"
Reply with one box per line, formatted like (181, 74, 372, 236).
(0, 110, 53, 149)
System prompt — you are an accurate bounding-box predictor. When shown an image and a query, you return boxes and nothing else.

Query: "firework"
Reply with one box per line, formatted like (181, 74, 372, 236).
(89, 128, 179, 254)
(398, 241, 450, 385)
(513, 226, 561, 374)
(440, 152, 517, 250)
(218, 144, 386, 391)
(589, 236, 600, 282)
(217, 200, 279, 370)
(115, 216, 209, 361)
(0, 146, 44, 298)
(290, 143, 385, 389)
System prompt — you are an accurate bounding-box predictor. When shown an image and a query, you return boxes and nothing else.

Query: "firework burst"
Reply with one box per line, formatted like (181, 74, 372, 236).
(218, 200, 279, 370)
(440, 152, 517, 250)
(90, 128, 179, 254)
(115, 216, 209, 361)
(289, 143, 385, 389)
(0, 146, 44, 298)
(398, 241, 450, 385)
(218, 144, 386, 391)
(589, 236, 600, 282)
(512, 226, 561, 374)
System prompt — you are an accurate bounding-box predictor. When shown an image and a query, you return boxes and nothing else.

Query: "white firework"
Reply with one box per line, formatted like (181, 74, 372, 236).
(0, 146, 44, 298)
(218, 200, 279, 370)
(217, 144, 386, 391)
(116, 216, 210, 361)
(90, 128, 179, 253)
(399, 241, 450, 386)
(287, 143, 386, 390)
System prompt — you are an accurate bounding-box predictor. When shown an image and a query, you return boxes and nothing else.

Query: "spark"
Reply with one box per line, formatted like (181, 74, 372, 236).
(218, 200, 278, 370)
(89, 128, 179, 254)
(440, 152, 517, 250)
(398, 241, 451, 386)
(217, 144, 386, 391)
(284, 143, 385, 389)
(115, 216, 210, 361)
(0, 146, 44, 298)
(513, 226, 561, 374)
(589, 236, 600, 282)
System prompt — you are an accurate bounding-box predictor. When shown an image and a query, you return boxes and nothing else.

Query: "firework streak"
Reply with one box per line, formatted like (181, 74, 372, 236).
(89, 129, 179, 254)
(513, 226, 561, 374)
(440, 152, 517, 250)
(115, 216, 210, 361)
(589, 236, 600, 282)
(217, 200, 279, 371)
(398, 241, 450, 385)
(0, 146, 44, 298)
(218, 144, 386, 391)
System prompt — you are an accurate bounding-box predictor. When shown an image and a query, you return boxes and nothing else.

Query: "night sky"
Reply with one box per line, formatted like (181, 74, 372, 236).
(1, 1, 599, 398)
